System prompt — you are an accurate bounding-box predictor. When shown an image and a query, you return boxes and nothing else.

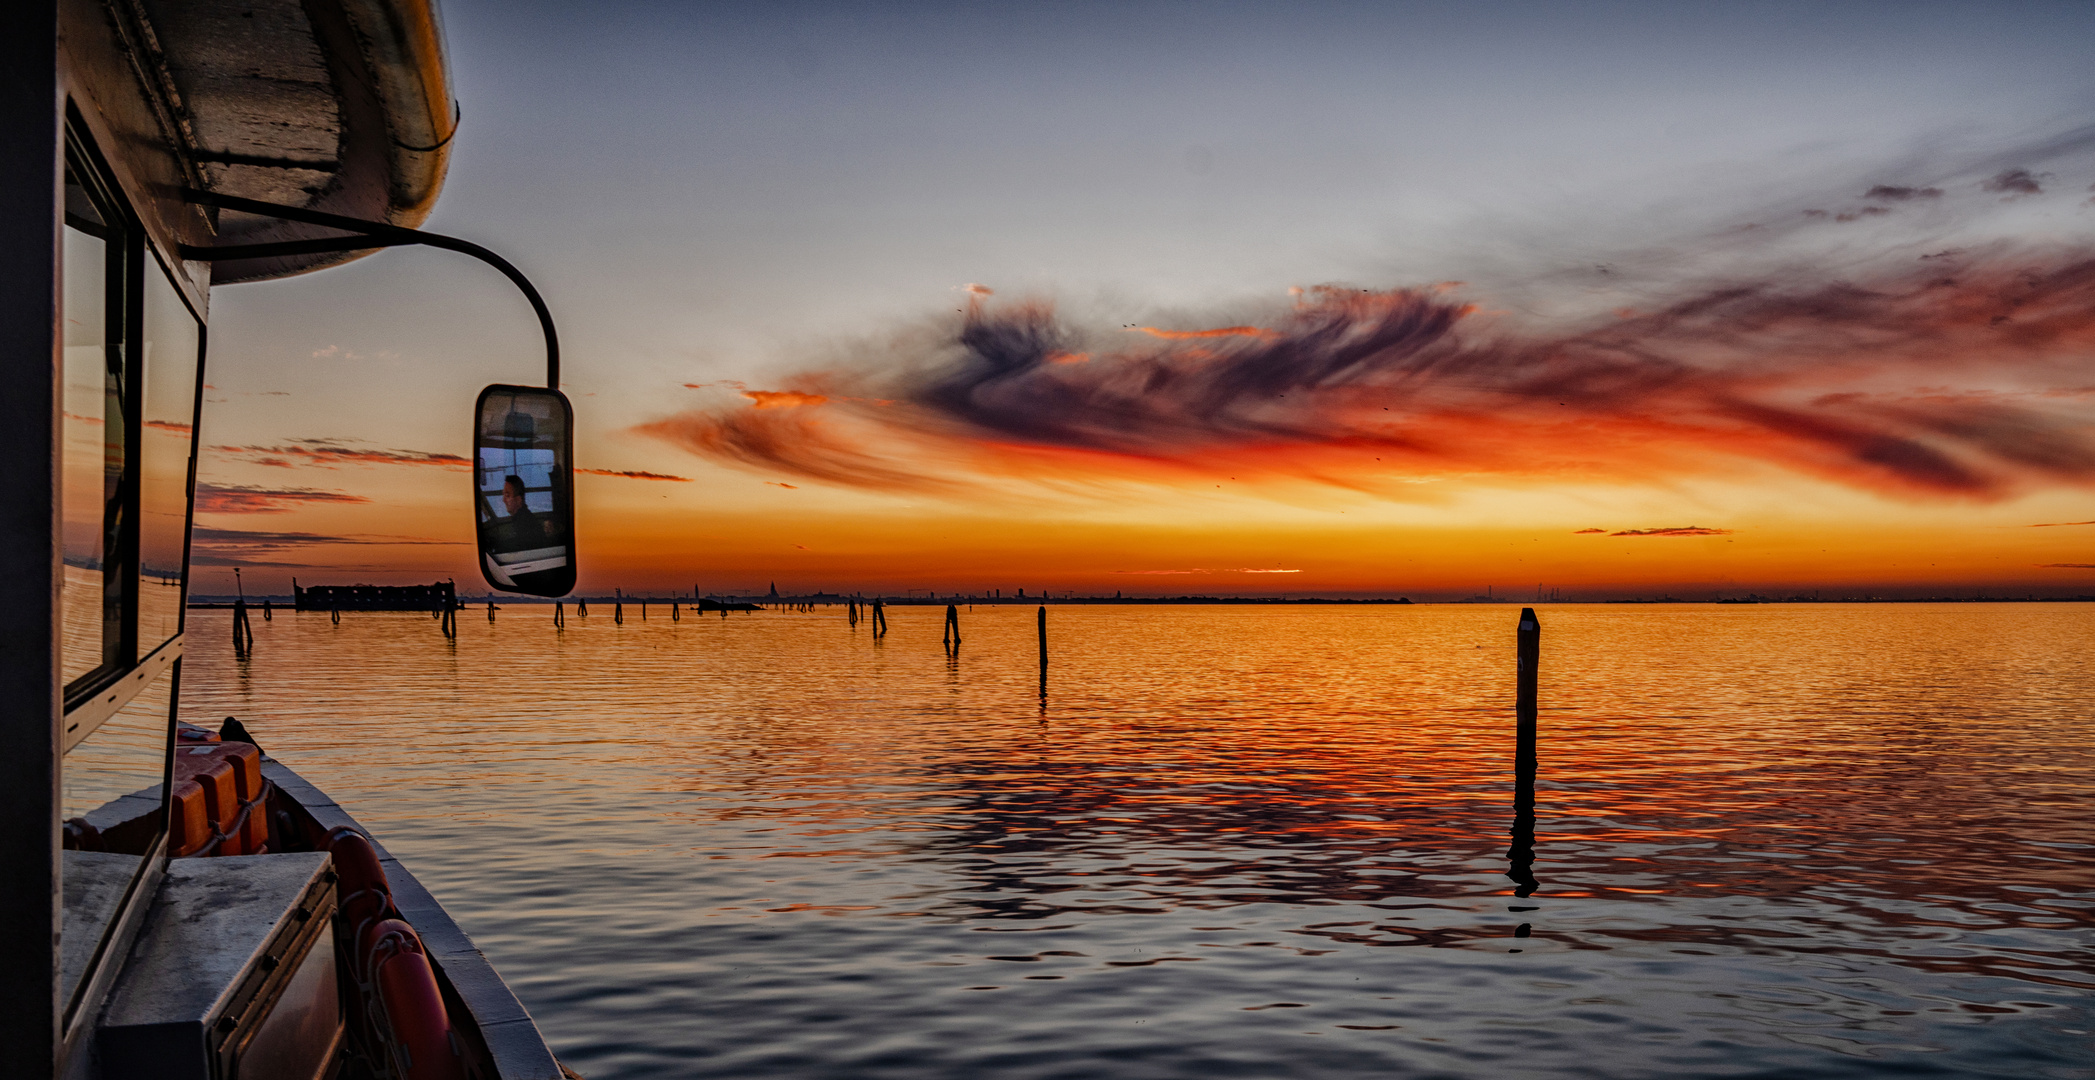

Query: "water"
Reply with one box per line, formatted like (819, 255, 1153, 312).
(181, 604, 2095, 1079)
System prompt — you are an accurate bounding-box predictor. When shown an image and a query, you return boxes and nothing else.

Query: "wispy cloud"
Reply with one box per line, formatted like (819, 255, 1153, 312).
(211, 438, 469, 470)
(188, 526, 466, 567)
(1864, 185, 1943, 202)
(2029, 520, 2095, 527)
(1111, 567, 1301, 575)
(576, 468, 691, 481)
(195, 483, 371, 514)
(1983, 169, 2045, 196)
(1610, 527, 1733, 537)
(643, 252, 2095, 501)
(2038, 563, 2095, 569)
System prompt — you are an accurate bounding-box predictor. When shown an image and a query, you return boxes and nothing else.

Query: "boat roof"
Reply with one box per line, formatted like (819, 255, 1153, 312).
(83, 0, 457, 284)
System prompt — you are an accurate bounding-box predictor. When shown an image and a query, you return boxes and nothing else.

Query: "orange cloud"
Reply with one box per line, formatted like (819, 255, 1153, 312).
(213, 439, 469, 470)
(742, 390, 829, 409)
(1610, 527, 1733, 537)
(195, 483, 372, 514)
(640, 256, 2095, 504)
(1128, 325, 1276, 340)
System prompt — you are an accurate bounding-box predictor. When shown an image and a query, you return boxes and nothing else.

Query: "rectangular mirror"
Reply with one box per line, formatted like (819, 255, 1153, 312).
(475, 384, 576, 596)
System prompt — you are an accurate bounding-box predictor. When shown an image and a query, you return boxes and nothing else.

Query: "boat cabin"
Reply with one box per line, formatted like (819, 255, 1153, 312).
(8, 2, 566, 1076)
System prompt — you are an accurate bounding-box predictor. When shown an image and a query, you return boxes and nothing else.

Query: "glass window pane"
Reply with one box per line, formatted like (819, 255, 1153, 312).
(139, 262, 199, 653)
(61, 212, 113, 685)
(59, 665, 168, 1009)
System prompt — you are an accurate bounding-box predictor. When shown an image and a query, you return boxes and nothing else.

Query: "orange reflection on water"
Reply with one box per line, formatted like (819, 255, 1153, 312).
(181, 603, 2095, 1078)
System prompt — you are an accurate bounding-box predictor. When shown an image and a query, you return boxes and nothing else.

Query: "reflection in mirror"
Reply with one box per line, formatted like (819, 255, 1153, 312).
(475, 385, 576, 596)
(59, 663, 173, 1010)
(138, 259, 200, 653)
(61, 158, 125, 688)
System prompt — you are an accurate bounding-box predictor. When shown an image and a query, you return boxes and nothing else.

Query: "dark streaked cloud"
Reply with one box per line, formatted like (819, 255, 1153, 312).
(1983, 169, 2044, 196)
(210, 438, 470, 469)
(189, 526, 467, 567)
(576, 468, 692, 481)
(195, 483, 372, 514)
(1610, 527, 1733, 537)
(643, 252, 2095, 501)
(2039, 563, 2095, 569)
(1864, 185, 1943, 201)
(2029, 520, 2095, 527)
(1572, 528, 1606, 534)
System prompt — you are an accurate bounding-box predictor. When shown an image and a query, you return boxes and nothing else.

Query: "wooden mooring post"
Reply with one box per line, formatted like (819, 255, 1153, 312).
(870, 599, 888, 637)
(942, 603, 961, 649)
(554, 601, 564, 628)
(1508, 607, 1540, 900)
(231, 599, 254, 655)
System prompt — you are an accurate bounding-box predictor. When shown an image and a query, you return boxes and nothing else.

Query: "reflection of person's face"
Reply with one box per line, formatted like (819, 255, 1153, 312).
(503, 482, 525, 515)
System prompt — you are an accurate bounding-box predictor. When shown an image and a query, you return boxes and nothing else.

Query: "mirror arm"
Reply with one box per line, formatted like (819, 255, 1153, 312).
(177, 190, 561, 389)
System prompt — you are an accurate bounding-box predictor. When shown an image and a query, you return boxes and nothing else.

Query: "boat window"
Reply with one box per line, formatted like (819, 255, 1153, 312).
(138, 256, 201, 654)
(58, 672, 168, 1012)
(60, 155, 127, 687)
(56, 128, 176, 1033)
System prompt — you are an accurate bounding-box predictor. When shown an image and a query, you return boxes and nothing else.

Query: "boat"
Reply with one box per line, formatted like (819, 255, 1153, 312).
(13, 2, 574, 1075)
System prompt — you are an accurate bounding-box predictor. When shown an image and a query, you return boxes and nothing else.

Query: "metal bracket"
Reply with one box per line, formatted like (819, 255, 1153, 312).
(176, 190, 560, 388)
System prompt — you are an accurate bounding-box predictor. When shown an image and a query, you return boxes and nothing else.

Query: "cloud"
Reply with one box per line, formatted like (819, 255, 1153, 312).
(576, 468, 691, 481)
(1864, 185, 1943, 202)
(1983, 169, 2044, 196)
(766, 481, 799, 489)
(2029, 520, 2095, 527)
(188, 525, 466, 567)
(1111, 567, 1300, 575)
(195, 483, 372, 514)
(1128, 325, 1276, 340)
(1610, 527, 1733, 537)
(2039, 563, 2095, 569)
(641, 251, 2095, 503)
(1573, 528, 1606, 534)
(143, 419, 192, 434)
(742, 390, 829, 409)
(212, 438, 469, 470)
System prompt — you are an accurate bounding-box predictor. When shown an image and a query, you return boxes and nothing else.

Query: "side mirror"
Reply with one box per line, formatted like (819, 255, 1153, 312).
(474, 384, 576, 596)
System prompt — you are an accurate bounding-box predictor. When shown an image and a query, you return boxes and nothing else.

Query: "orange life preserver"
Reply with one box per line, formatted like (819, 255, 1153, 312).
(327, 827, 395, 941)
(361, 919, 466, 1080)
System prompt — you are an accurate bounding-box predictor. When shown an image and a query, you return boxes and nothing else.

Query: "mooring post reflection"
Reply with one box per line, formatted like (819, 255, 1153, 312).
(1508, 607, 1540, 900)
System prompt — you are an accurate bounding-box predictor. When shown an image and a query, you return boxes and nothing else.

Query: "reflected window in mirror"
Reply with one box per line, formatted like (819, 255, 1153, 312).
(475, 385, 576, 596)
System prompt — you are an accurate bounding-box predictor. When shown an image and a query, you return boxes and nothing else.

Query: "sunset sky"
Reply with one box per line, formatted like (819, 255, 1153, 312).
(193, 0, 2095, 599)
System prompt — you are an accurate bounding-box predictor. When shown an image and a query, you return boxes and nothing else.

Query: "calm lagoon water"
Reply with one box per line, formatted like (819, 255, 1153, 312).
(182, 603, 2094, 1079)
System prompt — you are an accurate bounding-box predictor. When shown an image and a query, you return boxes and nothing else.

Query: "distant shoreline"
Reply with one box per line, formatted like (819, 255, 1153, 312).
(188, 594, 2095, 609)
